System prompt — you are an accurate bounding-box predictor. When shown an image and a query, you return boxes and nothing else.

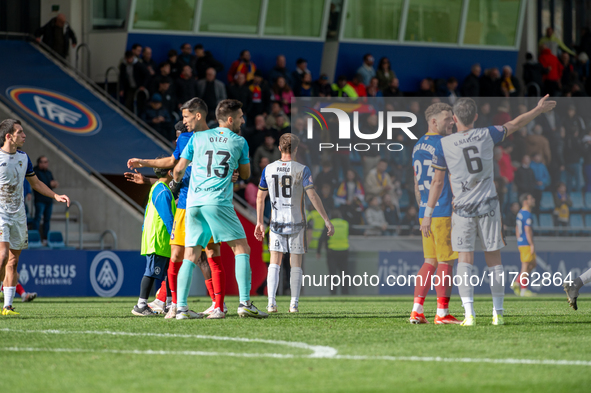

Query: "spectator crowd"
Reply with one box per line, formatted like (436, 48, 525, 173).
(118, 27, 591, 236)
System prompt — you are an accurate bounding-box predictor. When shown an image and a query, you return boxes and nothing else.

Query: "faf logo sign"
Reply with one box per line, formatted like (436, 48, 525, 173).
(90, 251, 124, 297)
(6, 86, 101, 135)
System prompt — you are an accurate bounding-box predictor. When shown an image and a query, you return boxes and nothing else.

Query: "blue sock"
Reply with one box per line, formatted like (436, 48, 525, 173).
(235, 254, 251, 303)
(177, 259, 195, 308)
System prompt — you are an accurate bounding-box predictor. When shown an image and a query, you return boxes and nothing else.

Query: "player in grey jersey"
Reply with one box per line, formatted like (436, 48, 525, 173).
(420, 96, 556, 326)
(255, 133, 334, 313)
(0, 119, 70, 315)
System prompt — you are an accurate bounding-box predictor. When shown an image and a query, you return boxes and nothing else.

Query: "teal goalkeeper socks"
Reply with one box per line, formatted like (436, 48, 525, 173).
(177, 259, 195, 308)
(235, 254, 251, 303)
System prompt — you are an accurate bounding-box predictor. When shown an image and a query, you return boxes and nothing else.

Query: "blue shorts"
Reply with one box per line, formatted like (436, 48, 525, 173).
(185, 205, 246, 248)
(144, 254, 169, 280)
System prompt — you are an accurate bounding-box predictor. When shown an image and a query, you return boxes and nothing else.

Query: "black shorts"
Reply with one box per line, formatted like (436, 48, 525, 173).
(144, 254, 169, 280)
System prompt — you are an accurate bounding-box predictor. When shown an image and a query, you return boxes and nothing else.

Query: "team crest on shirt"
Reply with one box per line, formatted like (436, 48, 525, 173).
(6, 86, 102, 135)
(18, 161, 22, 167)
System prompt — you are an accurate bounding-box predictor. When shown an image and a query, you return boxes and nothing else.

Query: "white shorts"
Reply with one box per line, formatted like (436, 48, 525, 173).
(269, 228, 307, 255)
(0, 214, 28, 250)
(451, 204, 505, 252)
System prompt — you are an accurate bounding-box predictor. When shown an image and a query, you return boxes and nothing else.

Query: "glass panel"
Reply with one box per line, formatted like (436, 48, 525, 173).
(343, 0, 403, 40)
(132, 0, 196, 31)
(264, 0, 324, 37)
(199, 0, 261, 34)
(463, 0, 522, 46)
(405, 0, 463, 43)
(93, 0, 130, 30)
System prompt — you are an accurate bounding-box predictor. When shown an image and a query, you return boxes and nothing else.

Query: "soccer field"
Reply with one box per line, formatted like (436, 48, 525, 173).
(1, 295, 590, 393)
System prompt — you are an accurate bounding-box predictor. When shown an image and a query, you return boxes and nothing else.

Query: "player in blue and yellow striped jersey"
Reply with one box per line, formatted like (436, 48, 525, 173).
(513, 193, 537, 297)
(410, 103, 460, 325)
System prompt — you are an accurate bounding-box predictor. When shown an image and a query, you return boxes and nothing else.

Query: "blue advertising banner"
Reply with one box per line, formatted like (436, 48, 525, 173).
(18, 250, 146, 297)
(378, 251, 591, 295)
(0, 41, 168, 175)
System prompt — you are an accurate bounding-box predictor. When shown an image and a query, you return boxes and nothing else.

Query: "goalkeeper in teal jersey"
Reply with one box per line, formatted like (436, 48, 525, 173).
(172, 99, 268, 319)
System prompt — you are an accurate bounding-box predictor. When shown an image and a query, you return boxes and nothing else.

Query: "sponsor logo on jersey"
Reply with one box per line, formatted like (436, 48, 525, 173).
(6, 86, 101, 135)
(90, 251, 124, 297)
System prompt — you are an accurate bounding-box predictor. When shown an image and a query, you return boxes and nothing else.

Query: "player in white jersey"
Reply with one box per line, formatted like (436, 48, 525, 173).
(255, 133, 334, 313)
(420, 96, 556, 326)
(0, 119, 70, 315)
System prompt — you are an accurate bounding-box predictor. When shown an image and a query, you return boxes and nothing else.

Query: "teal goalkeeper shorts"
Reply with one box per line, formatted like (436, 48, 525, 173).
(185, 205, 246, 248)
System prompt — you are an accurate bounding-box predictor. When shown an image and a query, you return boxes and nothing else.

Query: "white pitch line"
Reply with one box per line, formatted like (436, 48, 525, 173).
(0, 328, 337, 358)
(2, 328, 591, 366)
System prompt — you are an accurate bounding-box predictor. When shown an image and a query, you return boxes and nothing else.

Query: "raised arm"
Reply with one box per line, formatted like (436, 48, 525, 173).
(504, 95, 556, 137)
(128, 154, 177, 170)
(27, 175, 70, 206)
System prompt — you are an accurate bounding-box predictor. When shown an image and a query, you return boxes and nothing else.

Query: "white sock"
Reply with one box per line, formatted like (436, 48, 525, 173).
(152, 299, 164, 306)
(267, 264, 280, 305)
(4, 287, 16, 308)
(412, 303, 424, 313)
(489, 265, 505, 316)
(520, 288, 527, 296)
(138, 298, 147, 307)
(436, 308, 449, 317)
(457, 262, 475, 318)
(290, 267, 303, 306)
(580, 267, 591, 285)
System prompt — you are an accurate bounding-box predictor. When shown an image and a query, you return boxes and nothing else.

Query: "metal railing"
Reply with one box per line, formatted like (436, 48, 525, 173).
(65, 200, 83, 249)
(134, 88, 150, 116)
(525, 82, 541, 97)
(0, 32, 171, 215)
(75, 43, 91, 77)
(99, 229, 118, 250)
(104, 66, 120, 98)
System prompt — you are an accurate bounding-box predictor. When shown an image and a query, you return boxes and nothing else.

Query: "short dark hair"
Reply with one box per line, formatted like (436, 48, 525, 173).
(519, 193, 532, 205)
(180, 97, 208, 116)
(425, 102, 453, 122)
(337, 75, 347, 82)
(453, 98, 478, 126)
(181, 42, 191, 49)
(363, 53, 372, 61)
(153, 156, 170, 178)
(167, 49, 178, 58)
(124, 50, 134, 59)
(174, 121, 187, 133)
(194, 44, 203, 50)
(0, 119, 22, 144)
(131, 43, 142, 50)
(279, 133, 300, 154)
(158, 61, 170, 69)
(216, 99, 243, 122)
(36, 155, 47, 165)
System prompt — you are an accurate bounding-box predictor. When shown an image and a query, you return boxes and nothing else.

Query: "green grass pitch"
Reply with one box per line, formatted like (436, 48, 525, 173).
(1, 295, 590, 393)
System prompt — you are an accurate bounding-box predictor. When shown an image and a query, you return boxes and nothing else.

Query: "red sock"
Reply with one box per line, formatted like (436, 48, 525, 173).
(435, 263, 453, 309)
(520, 273, 528, 289)
(413, 263, 436, 305)
(156, 280, 167, 302)
(205, 279, 215, 302)
(168, 261, 182, 304)
(16, 283, 25, 296)
(208, 257, 226, 310)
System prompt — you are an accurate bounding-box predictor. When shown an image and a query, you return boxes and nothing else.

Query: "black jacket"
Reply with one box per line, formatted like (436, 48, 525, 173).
(194, 51, 224, 79)
(34, 17, 77, 58)
(461, 73, 480, 97)
(119, 61, 149, 91)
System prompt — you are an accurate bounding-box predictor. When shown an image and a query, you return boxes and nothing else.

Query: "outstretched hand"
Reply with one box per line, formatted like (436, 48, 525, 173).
(124, 169, 150, 185)
(127, 158, 143, 170)
(537, 94, 557, 113)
